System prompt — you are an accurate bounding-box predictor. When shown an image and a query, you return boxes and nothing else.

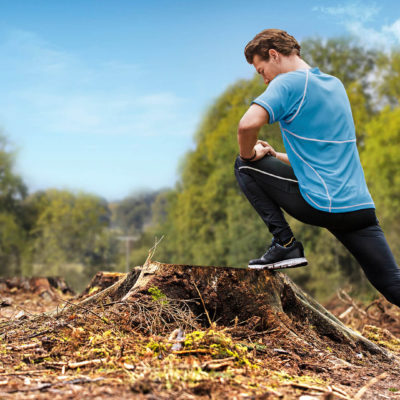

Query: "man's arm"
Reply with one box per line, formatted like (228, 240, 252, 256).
(237, 104, 291, 165)
(276, 152, 290, 165)
(237, 104, 268, 158)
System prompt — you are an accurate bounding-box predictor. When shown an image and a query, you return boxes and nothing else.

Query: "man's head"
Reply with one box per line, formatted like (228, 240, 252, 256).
(244, 29, 302, 84)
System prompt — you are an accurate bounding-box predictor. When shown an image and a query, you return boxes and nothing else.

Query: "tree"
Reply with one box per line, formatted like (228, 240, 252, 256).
(113, 191, 162, 235)
(0, 133, 28, 276)
(26, 190, 113, 277)
(361, 106, 400, 261)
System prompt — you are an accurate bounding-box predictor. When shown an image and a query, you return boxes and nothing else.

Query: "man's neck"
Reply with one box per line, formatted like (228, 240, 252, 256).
(281, 55, 311, 74)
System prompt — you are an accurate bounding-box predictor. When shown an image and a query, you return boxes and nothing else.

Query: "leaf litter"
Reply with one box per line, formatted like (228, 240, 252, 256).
(1, 278, 400, 399)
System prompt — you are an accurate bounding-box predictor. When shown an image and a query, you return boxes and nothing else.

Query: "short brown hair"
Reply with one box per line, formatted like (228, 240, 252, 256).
(244, 29, 301, 64)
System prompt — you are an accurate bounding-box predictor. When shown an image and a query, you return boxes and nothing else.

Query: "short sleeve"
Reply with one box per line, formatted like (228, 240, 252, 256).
(251, 71, 306, 124)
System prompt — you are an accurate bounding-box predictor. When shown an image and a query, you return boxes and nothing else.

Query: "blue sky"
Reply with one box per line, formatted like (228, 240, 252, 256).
(1, 0, 400, 201)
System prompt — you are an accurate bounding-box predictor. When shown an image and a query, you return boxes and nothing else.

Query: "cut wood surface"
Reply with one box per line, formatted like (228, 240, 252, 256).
(78, 271, 126, 299)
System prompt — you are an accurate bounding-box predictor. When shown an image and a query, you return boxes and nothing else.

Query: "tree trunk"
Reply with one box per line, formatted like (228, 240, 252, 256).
(74, 261, 393, 361)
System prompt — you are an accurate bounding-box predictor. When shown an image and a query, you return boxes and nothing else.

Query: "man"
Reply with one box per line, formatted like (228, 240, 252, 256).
(234, 29, 400, 307)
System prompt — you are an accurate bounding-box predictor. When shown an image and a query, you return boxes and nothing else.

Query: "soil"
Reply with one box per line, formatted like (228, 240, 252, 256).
(1, 269, 400, 400)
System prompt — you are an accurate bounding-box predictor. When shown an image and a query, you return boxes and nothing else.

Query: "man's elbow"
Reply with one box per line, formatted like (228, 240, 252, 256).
(238, 118, 258, 135)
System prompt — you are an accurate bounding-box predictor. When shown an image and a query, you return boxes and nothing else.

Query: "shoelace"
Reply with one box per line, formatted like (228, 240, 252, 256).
(265, 243, 277, 255)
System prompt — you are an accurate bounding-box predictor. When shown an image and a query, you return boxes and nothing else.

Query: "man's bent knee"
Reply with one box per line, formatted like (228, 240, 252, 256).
(381, 284, 400, 308)
(234, 155, 243, 171)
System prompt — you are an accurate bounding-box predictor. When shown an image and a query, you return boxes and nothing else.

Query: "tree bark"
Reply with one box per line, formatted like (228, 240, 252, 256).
(73, 261, 392, 360)
(78, 271, 126, 299)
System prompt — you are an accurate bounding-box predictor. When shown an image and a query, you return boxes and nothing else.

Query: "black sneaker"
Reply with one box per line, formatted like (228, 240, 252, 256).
(248, 239, 308, 270)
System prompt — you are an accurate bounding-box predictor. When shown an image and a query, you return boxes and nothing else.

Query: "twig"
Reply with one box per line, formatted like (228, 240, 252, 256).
(172, 349, 212, 355)
(26, 329, 52, 339)
(339, 306, 354, 320)
(0, 370, 48, 376)
(288, 383, 353, 400)
(4, 383, 53, 393)
(354, 372, 388, 400)
(3, 377, 104, 393)
(52, 295, 110, 324)
(6, 343, 40, 351)
(330, 392, 353, 400)
(191, 281, 212, 328)
(144, 235, 164, 266)
(68, 358, 107, 369)
(337, 289, 367, 317)
(332, 385, 351, 397)
(286, 382, 326, 392)
(201, 356, 235, 370)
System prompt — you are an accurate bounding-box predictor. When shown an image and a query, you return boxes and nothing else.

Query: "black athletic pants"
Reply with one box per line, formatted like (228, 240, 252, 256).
(234, 155, 400, 307)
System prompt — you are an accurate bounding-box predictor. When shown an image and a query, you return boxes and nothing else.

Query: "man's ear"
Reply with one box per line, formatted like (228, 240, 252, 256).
(268, 48, 279, 62)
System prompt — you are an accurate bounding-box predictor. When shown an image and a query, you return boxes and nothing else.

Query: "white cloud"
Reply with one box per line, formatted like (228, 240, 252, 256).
(313, 1, 400, 50)
(313, 2, 380, 22)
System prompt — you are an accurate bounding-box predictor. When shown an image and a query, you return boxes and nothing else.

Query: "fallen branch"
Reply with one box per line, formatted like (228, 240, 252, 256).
(337, 290, 367, 318)
(354, 372, 388, 400)
(287, 382, 352, 400)
(192, 280, 213, 328)
(6, 342, 40, 351)
(68, 358, 107, 369)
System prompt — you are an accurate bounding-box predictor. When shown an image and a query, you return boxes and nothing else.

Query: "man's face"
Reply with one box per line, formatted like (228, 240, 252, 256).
(252, 53, 282, 85)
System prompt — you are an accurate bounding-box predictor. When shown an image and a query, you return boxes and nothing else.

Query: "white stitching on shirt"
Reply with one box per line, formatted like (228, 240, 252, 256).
(282, 127, 356, 143)
(254, 99, 275, 122)
(282, 129, 332, 212)
(306, 193, 374, 210)
(238, 166, 298, 183)
(285, 69, 309, 123)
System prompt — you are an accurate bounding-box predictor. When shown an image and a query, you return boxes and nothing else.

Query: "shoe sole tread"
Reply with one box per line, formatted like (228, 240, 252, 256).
(248, 257, 308, 270)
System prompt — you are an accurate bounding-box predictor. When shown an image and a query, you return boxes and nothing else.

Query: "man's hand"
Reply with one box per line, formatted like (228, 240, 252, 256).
(254, 140, 276, 159)
(245, 140, 276, 162)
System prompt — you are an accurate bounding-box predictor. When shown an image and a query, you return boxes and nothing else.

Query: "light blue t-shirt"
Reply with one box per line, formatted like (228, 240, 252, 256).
(252, 67, 374, 213)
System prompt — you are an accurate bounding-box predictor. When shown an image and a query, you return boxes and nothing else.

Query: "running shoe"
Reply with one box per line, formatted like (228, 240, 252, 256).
(248, 238, 308, 270)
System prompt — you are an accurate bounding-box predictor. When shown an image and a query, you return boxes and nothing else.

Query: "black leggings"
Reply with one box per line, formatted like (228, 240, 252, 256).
(234, 155, 400, 307)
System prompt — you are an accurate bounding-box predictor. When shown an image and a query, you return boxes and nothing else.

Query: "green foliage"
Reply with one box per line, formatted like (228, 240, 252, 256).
(141, 37, 399, 301)
(375, 51, 400, 106)
(113, 190, 163, 235)
(24, 189, 118, 279)
(0, 133, 28, 275)
(361, 106, 400, 261)
(301, 37, 376, 88)
(183, 329, 254, 366)
(148, 286, 168, 305)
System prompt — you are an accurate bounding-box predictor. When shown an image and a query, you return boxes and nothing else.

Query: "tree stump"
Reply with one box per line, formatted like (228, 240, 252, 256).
(0, 276, 74, 299)
(75, 261, 392, 361)
(78, 271, 126, 299)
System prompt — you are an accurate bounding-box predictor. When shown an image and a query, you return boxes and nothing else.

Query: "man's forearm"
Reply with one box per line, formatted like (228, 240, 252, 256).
(237, 127, 259, 158)
(276, 152, 290, 165)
